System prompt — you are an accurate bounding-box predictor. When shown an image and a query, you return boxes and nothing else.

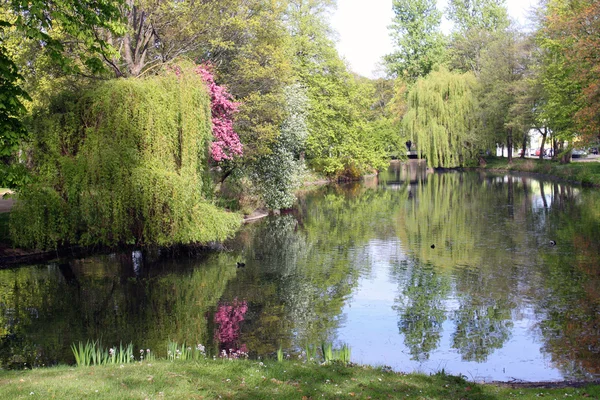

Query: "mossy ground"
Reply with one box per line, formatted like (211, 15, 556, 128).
(0, 359, 598, 399)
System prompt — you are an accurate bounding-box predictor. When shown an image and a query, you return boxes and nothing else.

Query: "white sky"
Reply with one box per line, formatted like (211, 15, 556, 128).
(330, 0, 539, 78)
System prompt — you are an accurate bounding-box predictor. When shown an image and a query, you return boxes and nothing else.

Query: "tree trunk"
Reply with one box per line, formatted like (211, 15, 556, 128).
(538, 127, 547, 160)
(507, 128, 513, 163)
(520, 134, 527, 159)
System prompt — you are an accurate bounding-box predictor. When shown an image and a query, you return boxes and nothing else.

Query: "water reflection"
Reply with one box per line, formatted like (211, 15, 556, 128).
(0, 165, 599, 382)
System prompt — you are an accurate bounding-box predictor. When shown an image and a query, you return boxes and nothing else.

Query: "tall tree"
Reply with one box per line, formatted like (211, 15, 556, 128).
(447, 0, 510, 32)
(385, 0, 447, 81)
(446, 0, 510, 75)
(403, 67, 480, 168)
(288, 0, 387, 177)
(540, 0, 600, 145)
(478, 29, 530, 162)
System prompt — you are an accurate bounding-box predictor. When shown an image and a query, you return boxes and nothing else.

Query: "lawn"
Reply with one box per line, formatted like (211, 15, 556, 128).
(0, 359, 598, 399)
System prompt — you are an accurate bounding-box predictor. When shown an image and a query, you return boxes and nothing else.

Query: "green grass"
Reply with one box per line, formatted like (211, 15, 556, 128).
(0, 359, 598, 399)
(71, 341, 136, 367)
(480, 156, 600, 187)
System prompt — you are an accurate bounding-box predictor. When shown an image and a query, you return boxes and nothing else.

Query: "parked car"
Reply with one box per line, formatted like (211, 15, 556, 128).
(589, 147, 598, 155)
(572, 149, 588, 158)
(530, 149, 538, 156)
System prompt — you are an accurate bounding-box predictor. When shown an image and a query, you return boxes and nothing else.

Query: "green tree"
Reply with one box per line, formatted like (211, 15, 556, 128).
(253, 83, 309, 210)
(385, 0, 447, 81)
(447, 0, 510, 32)
(403, 67, 480, 168)
(0, 0, 123, 182)
(478, 29, 531, 162)
(446, 0, 510, 75)
(538, 0, 599, 153)
(288, 0, 387, 177)
(10, 66, 241, 249)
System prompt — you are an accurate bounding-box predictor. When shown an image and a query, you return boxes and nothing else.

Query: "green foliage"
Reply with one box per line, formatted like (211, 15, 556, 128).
(288, 1, 388, 178)
(446, 0, 510, 32)
(167, 342, 206, 361)
(0, 162, 30, 189)
(385, 0, 447, 80)
(201, 0, 293, 165)
(0, 0, 124, 160)
(320, 342, 351, 364)
(71, 341, 134, 367)
(476, 29, 531, 158)
(537, 0, 582, 143)
(253, 84, 309, 210)
(10, 67, 241, 249)
(403, 67, 480, 167)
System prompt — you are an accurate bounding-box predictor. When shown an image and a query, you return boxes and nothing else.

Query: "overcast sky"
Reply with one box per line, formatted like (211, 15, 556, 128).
(330, 0, 539, 78)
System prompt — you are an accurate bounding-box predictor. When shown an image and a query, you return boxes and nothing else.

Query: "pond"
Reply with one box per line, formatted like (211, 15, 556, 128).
(1, 162, 599, 382)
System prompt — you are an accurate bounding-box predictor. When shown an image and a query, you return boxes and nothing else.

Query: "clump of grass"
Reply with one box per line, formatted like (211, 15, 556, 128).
(167, 341, 206, 361)
(304, 344, 318, 361)
(321, 342, 333, 363)
(71, 341, 134, 367)
(320, 342, 351, 365)
(277, 346, 284, 362)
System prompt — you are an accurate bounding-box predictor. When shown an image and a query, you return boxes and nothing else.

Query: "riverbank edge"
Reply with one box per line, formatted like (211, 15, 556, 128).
(472, 156, 600, 188)
(0, 358, 598, 398)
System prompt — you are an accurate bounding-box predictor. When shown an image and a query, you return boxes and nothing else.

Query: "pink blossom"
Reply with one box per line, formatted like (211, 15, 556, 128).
(195, 64, 243, 162)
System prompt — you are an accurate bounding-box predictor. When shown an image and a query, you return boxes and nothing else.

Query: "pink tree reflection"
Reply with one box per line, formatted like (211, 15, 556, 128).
(214, 298, 248, 357)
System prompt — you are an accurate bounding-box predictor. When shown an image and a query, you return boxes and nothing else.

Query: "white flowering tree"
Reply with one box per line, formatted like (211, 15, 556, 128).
(253, 84, 309, 210)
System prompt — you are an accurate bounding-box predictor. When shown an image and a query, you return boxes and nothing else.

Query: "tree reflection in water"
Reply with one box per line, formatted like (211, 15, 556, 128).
(0, 168, 599, 380)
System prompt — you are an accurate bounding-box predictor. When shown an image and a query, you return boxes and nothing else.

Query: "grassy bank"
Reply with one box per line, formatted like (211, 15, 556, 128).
(480, 156, 600, 187)
(0, 359, 599, 399)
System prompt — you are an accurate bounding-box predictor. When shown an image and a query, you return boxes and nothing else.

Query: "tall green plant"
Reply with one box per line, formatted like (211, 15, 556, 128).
(403, 67, 480, 168)
(253, 83, 309, 210)
(10, 66, 241, 249)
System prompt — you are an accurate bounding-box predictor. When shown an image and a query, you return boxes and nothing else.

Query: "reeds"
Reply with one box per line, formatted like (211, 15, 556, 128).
(71, 341, 134, 367)
(167, 341, 206, 361)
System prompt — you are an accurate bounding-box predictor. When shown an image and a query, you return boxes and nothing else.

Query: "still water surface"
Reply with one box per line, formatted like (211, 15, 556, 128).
(1, 162, 599, 382)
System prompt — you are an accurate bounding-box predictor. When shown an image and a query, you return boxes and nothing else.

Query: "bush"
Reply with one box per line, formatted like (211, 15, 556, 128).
(11, 66, 241, 249)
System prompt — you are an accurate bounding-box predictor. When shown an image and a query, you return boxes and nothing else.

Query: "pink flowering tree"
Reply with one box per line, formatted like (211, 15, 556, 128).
(195, 63, 243, 162)
(214, 298, 248, 357)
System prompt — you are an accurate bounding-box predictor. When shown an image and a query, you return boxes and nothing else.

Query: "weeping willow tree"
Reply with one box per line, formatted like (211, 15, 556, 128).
(10, 66, 241, 249)
(403, 67, 480, 168)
